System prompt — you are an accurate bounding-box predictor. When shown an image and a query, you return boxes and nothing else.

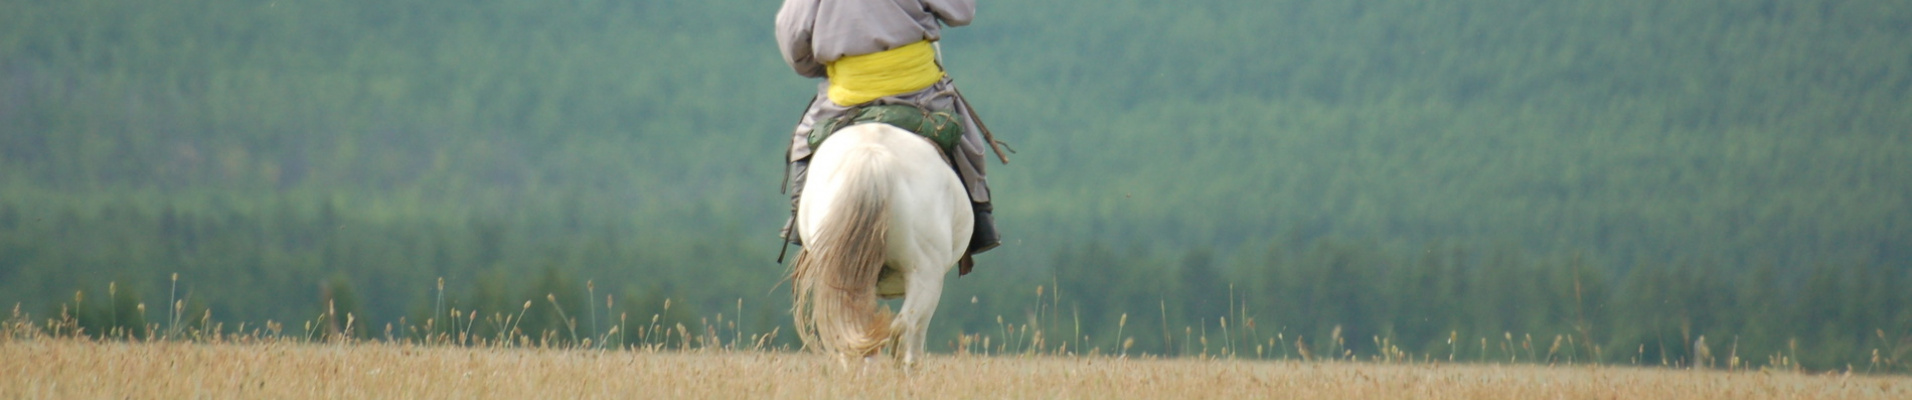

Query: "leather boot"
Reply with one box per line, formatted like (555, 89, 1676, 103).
(968, 201, 1000, 254)
(780, 160, 809, 246)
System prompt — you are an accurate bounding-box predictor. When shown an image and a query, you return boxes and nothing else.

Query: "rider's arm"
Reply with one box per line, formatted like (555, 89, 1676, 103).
(922, 0, 974, 28)
(775, 0, 826, 78)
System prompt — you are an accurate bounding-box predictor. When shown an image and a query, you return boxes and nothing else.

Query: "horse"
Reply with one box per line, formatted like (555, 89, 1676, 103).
(789, 122, 973, 368)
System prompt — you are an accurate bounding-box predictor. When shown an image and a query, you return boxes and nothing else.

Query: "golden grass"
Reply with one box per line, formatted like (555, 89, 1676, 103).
(4, 339, 1908, 399)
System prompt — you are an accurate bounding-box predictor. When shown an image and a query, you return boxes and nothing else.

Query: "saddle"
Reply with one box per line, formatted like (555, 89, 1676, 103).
(807, 104, 964, 162)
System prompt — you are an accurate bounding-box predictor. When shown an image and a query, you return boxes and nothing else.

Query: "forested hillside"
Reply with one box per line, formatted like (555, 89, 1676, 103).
(1, 0, 1907, 370)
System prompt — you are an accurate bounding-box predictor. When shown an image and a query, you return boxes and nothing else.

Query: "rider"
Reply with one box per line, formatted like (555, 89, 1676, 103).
(775, 0, 1002, 264)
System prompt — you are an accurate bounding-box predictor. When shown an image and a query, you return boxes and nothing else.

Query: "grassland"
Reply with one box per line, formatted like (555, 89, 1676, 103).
(4, 338, 1908, 399)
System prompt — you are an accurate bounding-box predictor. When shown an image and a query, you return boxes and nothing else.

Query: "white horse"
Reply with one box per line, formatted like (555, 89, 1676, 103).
(790, 122, 973, 368)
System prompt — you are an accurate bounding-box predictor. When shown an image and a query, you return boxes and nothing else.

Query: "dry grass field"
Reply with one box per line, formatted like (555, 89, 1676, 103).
(4, 339, 1909, 399)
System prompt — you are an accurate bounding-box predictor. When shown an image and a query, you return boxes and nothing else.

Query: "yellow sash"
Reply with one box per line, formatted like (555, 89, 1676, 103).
(826, 40, 944, 106)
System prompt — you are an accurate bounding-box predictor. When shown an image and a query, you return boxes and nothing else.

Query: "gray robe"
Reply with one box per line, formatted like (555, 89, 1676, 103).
(775, 0, 974, 78)
(776, 0, 991, 203)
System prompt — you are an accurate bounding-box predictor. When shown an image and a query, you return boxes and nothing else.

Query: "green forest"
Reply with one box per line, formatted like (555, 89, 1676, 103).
(2, 0, 1908, 371)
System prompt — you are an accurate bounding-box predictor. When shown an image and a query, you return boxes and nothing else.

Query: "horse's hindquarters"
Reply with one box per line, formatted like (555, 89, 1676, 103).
(803, 124, 972, 264)
(792, 123, 970, 366)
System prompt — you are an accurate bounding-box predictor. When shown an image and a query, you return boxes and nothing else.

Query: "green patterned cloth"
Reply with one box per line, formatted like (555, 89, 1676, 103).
(807, 104, 964, 157)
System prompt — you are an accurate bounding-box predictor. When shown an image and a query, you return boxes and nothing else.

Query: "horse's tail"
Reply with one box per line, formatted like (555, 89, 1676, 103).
(791, 143, 894, 359)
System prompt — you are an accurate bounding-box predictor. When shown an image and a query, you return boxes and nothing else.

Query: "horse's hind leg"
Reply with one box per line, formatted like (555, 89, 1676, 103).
(890, 265, 948, 367)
